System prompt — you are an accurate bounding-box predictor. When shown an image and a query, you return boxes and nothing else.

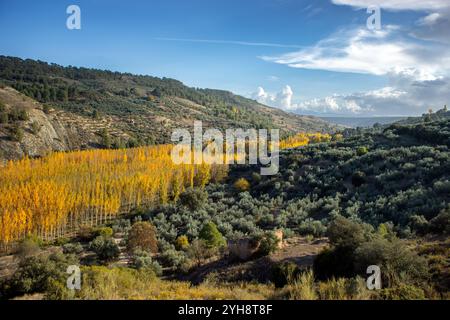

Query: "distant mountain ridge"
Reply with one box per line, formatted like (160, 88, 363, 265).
(320, 116, 407, 128)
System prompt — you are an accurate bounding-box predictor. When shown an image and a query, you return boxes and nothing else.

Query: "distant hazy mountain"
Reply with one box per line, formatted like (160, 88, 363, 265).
(320, 116, 407, 128)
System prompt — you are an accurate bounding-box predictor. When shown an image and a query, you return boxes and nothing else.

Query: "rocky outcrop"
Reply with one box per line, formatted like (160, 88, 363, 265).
(0, 87, 129, 161)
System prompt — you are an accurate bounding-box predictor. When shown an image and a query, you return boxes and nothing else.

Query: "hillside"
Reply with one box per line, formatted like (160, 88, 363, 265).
(0, 56, 338, 160)
(1, 113, 448, 300)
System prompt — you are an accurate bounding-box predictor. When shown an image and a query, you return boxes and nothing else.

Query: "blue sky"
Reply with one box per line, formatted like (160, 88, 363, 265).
(0, 0, 449, 116)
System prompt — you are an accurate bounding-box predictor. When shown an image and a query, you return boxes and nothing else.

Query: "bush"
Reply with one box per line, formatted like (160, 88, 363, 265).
(284, 270, 317, 300)
(327, 216, 372, 250)
(89, 236, 120, 262)
(255, 231, 280, 256)
(9, 108, 29, 121)
(62, 242, 84, 255)
(0, 112, 8, 124)
(271, 262, 301, 288)
(314, 246, 355, 280)
(317, 277, 348, 300)
(199, 222, 226, 248)
(42, 104, 51, 114)
(298, 219, 326, 237)
(357, 146, 368, 156)
(95, 227, 113, 238)
(160, 249, 187, 269)
(378, 283, 426, 300)
(9, 124, 24, 142)
(130, 249, 162, 275)
(30, 121, 41, 135)
(354, 238, 429, 287)
(351, 171, 366, 187)
(176, 235, 189, 250)
(179, 188, 207, 211)
(234, 178, 250, 192)
(187, 239, 215, 267)
(15, 236, 42, 260)
(111, 219, 131, 234)
(429, 209, 450, 235)
(0, 252, 78, 299)
(77, 226, 96, 242)
(127, 221, 158, 254)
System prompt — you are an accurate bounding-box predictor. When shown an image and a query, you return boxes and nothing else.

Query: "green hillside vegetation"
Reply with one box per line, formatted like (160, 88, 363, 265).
(0, 102, 449, 300)
(0, 56, 337, 146)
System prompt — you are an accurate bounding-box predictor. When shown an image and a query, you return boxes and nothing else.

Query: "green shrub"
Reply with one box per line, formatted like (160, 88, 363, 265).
(284, 270, 317, 300)
(15, 236, 42, 260)
(62, 242, 84, 255)
(160, 249, 187, 269)
(327, 216, 372, 250)
(318, 277, 348, 300)
(95, 227, 113, 238)
(187, 239, 215, 267)
(30, 121, 41, 135)
(130, 249, 162, 275)
(0, 112, 8, 124)
(429, 209, 450, 235)
(179, 188, 207, 211)
(357, 146, 368, 156)
(378, 283, 426, 300)
(42, 104, 51, 114)
(77, 226, 96, 242)
(255, 231, 280, 256)
(89, 236, 120, 262)
(9, 124, 24, 142)
(199, 222, 226, 248)
(271, 262, 301, 288)
(0, 252, 78, 299)
(176, 235, 189, 250)
(234, 178, 250, 192)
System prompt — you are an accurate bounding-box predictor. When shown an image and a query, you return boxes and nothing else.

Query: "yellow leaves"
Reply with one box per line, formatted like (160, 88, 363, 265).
(278, 132, 332, 150)
(0, 145, 226, 245)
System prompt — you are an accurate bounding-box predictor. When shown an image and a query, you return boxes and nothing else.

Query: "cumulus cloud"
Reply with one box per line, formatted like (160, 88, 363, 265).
(256, 1, 450, 116)
(261, 26, 450, 80)
(294, 73, 450, 116)
(252, 85, 296, 110)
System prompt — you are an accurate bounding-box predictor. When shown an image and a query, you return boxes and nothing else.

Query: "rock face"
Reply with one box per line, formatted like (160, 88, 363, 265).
(227, 230, 284, 261)
(274, 229, 284, 249)
(227, 238, 260, 261)
(0, 87, 129, 161)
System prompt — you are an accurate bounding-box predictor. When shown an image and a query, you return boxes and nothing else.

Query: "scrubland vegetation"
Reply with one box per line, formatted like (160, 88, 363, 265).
(0, 108, 449, 300)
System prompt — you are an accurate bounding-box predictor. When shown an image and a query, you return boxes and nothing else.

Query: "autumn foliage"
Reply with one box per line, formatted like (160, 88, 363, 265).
(279, 133, 331, 150)
(0, 145, 227, 246)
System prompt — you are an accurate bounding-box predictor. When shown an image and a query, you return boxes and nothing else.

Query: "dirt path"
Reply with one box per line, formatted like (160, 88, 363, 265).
(181, 236, 328, 284)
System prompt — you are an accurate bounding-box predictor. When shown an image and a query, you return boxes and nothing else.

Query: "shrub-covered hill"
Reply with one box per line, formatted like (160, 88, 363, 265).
(0, 55, 337, 147)
(245, 116, 450, 233)
(143, 117, 450, 251)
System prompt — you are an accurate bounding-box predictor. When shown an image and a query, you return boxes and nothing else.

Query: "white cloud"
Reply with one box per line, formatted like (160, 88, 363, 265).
(154, 37, 305, 49)
(292, 73, 450, 116)
(332, 0, 450, 45)
(417, 12, 442, 26)
(252, 85, 296, 110)
(255, 0, 450, 116)
(331, 0, 450, 11)
(267, 75, 280, 82)
(261, 26, 450, 80)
